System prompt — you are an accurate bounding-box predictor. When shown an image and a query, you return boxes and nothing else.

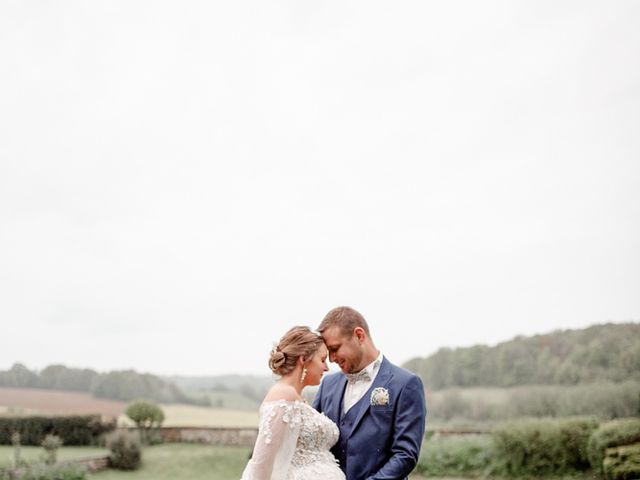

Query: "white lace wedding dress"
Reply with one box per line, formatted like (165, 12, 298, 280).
(240, 400, 345, 480)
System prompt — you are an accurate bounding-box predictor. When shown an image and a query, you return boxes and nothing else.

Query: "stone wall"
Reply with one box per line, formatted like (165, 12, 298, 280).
(125, 427, 259, 447)
(64, 454, 110, 472)
(123, 427, 483, 446)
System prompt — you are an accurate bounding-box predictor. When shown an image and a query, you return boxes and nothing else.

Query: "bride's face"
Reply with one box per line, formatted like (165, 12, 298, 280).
(304, 344, 329, 386)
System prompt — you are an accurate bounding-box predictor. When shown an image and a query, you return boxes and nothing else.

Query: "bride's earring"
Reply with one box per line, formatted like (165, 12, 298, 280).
(300, 367, 307, 384)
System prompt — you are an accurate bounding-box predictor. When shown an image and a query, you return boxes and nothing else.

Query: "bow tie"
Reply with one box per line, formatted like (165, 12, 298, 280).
(346, 370, 371, 384)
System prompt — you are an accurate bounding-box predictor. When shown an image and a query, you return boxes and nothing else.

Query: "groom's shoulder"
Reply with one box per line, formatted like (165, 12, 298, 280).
(386, 359, 423, 385)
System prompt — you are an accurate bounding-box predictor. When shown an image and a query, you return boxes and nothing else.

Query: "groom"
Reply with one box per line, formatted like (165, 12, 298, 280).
(313, 306, 427, 480)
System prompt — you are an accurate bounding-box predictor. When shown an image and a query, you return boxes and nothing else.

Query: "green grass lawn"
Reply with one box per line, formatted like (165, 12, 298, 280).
(89, 444, 251, 480)
(0, 446, 107, 468)
(0, 444, 595, 480)
(86, 444, 429, 480)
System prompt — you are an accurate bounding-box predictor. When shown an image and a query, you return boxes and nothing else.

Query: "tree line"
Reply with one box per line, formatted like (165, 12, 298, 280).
(403, 322, 640, 390)
(4, 322, 636, 404)
(0, 364, 208, 406)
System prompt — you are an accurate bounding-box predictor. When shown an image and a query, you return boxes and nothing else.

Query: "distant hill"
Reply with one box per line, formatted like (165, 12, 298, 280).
(166, 374, 274, 409)
(403, 322, 640, 390)
(0, 364, 206, 405)
(167, 374, 273, 393)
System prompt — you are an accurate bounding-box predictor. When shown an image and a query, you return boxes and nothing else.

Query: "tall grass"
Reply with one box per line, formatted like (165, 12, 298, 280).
(428, 381, 639, 423)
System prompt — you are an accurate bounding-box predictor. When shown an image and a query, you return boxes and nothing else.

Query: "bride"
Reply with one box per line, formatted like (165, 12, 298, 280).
(240, 326, 345, 480)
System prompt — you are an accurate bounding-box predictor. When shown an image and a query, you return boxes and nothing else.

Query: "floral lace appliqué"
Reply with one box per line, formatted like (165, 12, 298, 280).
(259, 400, 305, 445)
(257, 400, 343, 480)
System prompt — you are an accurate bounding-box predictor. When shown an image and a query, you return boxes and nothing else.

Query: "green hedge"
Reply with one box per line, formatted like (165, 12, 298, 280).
(418, 417, 640, 477)
(603, 443, 640, 480)
(416, 435, 492, 477)
(492, 417, 598, 476)
(0, 416, 115, 446)
(588, 418, 640, 473)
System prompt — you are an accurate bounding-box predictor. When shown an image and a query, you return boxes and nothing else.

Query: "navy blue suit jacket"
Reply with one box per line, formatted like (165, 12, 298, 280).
(313, 357, 427, 480)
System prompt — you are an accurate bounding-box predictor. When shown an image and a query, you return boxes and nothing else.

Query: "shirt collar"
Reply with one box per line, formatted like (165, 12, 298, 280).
(362, 351, 383, 376)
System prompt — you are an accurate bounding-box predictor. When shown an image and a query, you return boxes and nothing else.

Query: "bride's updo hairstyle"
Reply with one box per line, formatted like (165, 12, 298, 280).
(269, 326, 323, 376)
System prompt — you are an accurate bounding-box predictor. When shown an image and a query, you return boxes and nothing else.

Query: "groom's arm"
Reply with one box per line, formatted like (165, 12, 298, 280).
(368, 375, 427, 480)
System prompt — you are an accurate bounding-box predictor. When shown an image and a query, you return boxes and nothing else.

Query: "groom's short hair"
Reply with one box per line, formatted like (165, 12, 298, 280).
(318, 306, 370, 337)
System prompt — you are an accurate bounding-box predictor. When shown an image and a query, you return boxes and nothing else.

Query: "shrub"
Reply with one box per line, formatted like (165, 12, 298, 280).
(603, 443, 640, 480)
(41, 434, 63, 465)
(492, 417, 598, 476)
(588, 418, 640, 473)
(125, 400, 164, 444)
(10, 432, 24, 468)
(106, 430, 142, 470)
(416, 435, 493, 477)
(146, 430, 165, 446)
(0, 416, 115, 446)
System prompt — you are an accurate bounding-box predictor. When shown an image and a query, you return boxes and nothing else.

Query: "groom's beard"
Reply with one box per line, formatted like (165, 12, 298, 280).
(343, 348, 364, 374)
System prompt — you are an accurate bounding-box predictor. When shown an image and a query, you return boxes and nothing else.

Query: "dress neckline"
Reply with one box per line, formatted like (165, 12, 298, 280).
(260, 398, 311, 411)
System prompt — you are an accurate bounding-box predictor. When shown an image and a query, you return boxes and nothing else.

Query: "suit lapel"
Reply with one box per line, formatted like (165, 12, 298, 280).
(345, 357, 393, 439)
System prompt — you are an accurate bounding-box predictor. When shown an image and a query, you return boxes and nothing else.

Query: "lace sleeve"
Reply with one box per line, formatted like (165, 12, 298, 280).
(240, 401, 304, 480)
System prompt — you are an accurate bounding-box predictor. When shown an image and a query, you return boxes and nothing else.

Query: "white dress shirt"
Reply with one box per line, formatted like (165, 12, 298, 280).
(342, 352, 384, 414)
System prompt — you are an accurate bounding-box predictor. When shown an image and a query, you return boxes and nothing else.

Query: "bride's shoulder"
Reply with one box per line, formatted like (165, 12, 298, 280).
(258, 385, 308, 430)
(261, 383, 303, 405)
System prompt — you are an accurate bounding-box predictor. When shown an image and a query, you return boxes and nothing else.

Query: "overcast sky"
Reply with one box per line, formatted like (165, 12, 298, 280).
(1, 1, 638, 377)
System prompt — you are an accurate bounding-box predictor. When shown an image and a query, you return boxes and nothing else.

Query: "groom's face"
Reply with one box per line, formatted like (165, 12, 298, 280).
(321, 326, 364, 374)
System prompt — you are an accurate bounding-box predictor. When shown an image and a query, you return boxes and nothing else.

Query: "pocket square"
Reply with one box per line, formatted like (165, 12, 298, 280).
(370, 387, 390, 406)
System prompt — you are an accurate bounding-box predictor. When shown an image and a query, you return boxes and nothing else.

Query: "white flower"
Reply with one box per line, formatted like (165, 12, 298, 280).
(370, 387, 390, 406)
